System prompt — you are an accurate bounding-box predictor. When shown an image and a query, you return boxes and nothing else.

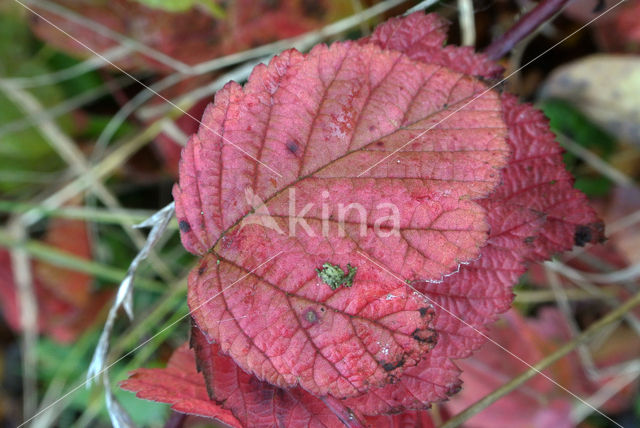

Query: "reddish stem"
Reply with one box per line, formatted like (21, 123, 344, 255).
(484, 0, 571, 60)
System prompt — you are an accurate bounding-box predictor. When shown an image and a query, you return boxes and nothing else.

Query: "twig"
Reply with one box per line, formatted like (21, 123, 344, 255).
(7, 219, 38, 419)
(404, 0, 440, 15)
(572, 360, 640, 423)
(0, 78, 129, 138)
(545, 266, 598, 378)
(441, 289, 640, 428)
(513, 287, 616, 304)
(555, 132, 634, 187)
(547, 259, 640, 284)
(484, 0, 571, 60)
(2, 45, 131, 88)
(0, 201, 161, 227)
(458, 0, 476, 46)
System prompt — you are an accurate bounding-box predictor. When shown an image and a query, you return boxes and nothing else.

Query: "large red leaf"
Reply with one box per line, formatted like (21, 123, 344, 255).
(121, 342, 243, 427)
(126, 11, 604, 424)
(122, 329, 440, 428)
(175, 38, 510, 398)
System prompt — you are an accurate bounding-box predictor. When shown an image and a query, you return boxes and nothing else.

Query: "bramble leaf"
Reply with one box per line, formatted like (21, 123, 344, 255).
(125, 11, 604, 424)
(175, 35, 510, 397)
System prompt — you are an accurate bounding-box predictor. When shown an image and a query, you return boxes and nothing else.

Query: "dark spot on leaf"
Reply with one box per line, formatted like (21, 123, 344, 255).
(412, 328, 436, 344)
(198, 266, 206, 275)
(319, 307, 326, 312)
(286, 139, 299, 154)
(381, 357, 404, 372)
(376, 141, 384, 147)
(574, 222, 606, 246)
(179, 220, 191, 232)
(418, 307, 429, 317)
(524, 236, 536, 244)
(574, 225, 593, 246)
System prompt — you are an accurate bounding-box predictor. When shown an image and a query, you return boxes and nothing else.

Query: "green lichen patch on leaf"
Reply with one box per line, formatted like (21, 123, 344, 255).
(316, 263, 357, 290)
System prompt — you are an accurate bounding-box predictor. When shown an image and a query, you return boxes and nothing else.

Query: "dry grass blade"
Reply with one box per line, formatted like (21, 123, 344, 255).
(87, 203, 174, 385)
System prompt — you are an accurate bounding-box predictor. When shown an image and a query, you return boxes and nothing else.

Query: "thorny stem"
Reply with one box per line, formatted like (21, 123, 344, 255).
(441, 289, 640, 428)
(484, 0, 571, 60)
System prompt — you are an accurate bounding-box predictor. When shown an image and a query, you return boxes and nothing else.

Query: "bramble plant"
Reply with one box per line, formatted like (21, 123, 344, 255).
(119, 11, 607, 427)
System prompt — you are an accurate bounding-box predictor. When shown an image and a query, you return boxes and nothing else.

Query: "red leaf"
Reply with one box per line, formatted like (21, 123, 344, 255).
(123, 328, 366, 428)
(189, 324, 365, 427)
(123, 329, 441, 427)
(126, 11, 604, 422)
(121, 342, 242, 426)
(175, 35, 510, 398)
(361, 13, 503, 80)
(363, 411, 436, 428)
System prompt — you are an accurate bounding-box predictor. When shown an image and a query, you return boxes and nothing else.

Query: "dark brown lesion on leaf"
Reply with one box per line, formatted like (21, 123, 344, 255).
(412, 328, 438, 346)
(574, 222, 606, 246)
(316, 262, 357, 290)
(381, 357, 405, 372)
(178, 219, 191, 232)
(285, 139, 299, 155)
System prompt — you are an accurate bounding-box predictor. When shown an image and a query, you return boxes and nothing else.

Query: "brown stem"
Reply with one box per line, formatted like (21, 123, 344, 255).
(484, 0, 571, 60)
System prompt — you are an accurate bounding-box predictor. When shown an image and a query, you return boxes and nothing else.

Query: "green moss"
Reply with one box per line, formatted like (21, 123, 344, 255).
(316, 262, 357, 290)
